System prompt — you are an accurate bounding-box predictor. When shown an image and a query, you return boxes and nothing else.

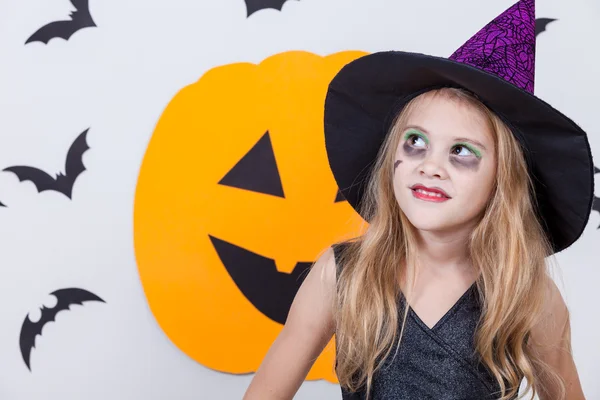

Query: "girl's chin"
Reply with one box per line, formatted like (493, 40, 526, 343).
(402, 211, 460, 231)
(404, 212, 480, 234)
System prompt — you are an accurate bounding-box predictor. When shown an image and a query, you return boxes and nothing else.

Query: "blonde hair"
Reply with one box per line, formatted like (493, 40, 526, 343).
(332, 87, 569, 399)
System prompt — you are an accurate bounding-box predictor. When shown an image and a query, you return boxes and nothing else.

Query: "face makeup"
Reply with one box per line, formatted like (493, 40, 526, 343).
(401, 127, 484, 173)
(391, 95, 496, 234)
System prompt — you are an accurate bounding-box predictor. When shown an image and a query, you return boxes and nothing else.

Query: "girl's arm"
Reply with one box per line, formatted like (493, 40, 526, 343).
(243, 247, 338, 400)
(530, 279, 586, 400)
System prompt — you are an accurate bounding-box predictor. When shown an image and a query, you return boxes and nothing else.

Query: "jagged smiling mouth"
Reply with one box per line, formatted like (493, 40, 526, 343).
(208, 235, 313, 324)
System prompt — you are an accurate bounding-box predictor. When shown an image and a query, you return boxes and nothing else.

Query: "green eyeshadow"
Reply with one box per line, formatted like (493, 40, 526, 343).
(403, 129, 429, 145)
(455, 142, 482, 158)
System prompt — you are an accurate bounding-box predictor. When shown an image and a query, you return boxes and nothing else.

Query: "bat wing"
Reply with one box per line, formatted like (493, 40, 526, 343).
(3, 166, 58, 193)
(51, 288, 105, 307)
(69, 0, 97, 28)
(19, 288, 105, 370)
(63, 128, 90, 184)
(245, 0, 293, 17)
(20, 313, 47, 370)
(25, 0, 96, 45)
(71, 0, 90, 12)
(535, 18, 557, 36)
(19, 302, 67, 370)
(593, 166, 600, 228)
(25, 20, 83, 44)
(593, 196, 600, 229)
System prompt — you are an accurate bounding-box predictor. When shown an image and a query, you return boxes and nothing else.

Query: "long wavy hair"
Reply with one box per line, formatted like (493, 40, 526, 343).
(331, 87, 569, 400)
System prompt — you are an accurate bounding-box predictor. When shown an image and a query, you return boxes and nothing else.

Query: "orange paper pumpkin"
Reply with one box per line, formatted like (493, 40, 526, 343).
(134, 50, 367, 382)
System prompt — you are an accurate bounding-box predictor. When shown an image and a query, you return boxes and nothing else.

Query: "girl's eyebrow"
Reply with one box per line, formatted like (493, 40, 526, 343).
(404, 124, 487, 151)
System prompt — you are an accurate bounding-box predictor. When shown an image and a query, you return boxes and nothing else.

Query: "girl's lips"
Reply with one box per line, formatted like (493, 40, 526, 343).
(411, 187, 451, 202)
(410, 184, 451, 197)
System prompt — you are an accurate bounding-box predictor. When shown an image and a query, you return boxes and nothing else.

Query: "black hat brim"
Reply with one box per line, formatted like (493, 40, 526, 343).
(324, 50, 595, 254)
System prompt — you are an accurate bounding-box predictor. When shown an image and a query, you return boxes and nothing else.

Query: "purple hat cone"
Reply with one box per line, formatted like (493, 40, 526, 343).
(449, 0, 536, 93)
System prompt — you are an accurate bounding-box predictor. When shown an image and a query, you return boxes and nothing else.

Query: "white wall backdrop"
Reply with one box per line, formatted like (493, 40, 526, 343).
(0, 0, 598, 399)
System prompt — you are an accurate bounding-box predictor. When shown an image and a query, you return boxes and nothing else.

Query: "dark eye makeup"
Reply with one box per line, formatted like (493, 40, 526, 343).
(402, 129, 483, 159)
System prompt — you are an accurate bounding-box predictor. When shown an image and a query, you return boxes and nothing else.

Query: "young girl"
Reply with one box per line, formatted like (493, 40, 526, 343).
(244, 0, 594, 399)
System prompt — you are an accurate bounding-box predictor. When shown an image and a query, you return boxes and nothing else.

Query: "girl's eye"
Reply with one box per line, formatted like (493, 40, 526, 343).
(408, 134, 426, 147)
(453, 145, 473, 157)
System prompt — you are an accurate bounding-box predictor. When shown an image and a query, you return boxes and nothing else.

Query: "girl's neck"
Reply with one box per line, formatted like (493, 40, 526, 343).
(414, 229, 471, 271)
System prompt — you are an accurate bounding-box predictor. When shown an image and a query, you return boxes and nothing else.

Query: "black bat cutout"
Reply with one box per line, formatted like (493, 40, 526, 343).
(593, 197, 600, 227)
(20, 288, 105, 371)
(3, 128, 90, 199)
(25, 0, 96, 45)
(244, 0, 298, 17)
(535, 18, 557, 37)
(593, 166, 600, 229)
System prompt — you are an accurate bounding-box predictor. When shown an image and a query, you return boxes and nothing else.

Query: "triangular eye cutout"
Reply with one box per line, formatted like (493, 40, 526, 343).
(218, 131, 285, 198)
(334, 188, 346, 203)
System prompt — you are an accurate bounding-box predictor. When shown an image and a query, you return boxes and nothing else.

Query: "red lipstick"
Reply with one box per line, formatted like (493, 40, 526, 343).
(410, 184, 451, 202)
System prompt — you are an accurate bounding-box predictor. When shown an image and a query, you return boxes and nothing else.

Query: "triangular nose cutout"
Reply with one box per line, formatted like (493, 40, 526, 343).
(218, 131, 285, 198)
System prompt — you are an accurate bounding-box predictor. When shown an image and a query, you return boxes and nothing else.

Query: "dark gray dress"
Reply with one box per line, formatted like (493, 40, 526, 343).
(333, 244, 521, 400)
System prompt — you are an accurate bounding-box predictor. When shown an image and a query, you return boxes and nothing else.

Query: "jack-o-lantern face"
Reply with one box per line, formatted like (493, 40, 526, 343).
(133, 50, 366, 382)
